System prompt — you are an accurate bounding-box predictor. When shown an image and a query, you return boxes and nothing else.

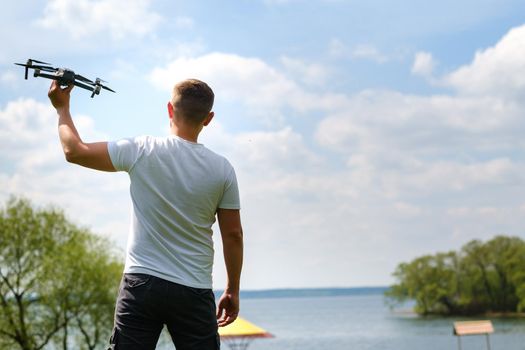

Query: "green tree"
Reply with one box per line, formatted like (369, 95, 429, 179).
(385, 251, 460, 315)
(0, 197, 123, 349)
(386, 235, 525, 315)
(459, 236, 525, 313)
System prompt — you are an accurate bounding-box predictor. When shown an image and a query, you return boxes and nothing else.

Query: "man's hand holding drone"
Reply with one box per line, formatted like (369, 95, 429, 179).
(48, 80, 74, 110)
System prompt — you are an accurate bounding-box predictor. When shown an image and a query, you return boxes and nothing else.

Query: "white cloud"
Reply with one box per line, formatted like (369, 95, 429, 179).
(384, 158, 518, 195)
(174, 16, 194, 29)
(328, 41, 394, 63)
(280, 56, 330, 87)
(316, 89, 521, 157)
(411, 51, 436, 78)
(149, 52, 295, 102)
(201, 124, 324, 191)
(149, 52, 317, 125)
(444, 24, 525, 97)
(234, 127, 321, 174)
(1, 71, 17, 85)
(0, 98, 130, 246)
(36, 0, 162, 40)
(328, 38, 347, 58)
(394, 202, 422, 217)
(149, 52, 354, 128)
(308, 26, 525, 275)
(351, 44, 389, 63)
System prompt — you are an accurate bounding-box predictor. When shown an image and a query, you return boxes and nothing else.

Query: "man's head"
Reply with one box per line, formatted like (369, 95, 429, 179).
(170, 79, 214, 126)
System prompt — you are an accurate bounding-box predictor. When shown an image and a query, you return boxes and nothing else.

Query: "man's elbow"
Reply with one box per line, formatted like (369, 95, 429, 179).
(63, 148, 81, 164)
(224, 228, 244, 243)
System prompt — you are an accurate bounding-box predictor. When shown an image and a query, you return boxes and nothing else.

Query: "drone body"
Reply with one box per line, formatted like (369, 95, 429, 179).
(15, 59, 115, 98)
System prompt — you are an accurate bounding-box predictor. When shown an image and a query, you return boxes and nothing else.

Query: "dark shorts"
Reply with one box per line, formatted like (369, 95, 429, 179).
(108, 273, 220, 350)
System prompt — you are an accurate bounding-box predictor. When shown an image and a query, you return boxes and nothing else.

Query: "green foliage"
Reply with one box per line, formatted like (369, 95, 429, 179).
(0, 197, 123, 350)
(386, 235, 525, 315)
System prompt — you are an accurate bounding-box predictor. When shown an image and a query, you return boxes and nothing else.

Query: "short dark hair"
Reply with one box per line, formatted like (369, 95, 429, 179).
(171, 79, 214, 125)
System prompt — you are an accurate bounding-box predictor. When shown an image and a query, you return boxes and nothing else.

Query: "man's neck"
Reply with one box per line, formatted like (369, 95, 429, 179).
(170, 125, 200, 143)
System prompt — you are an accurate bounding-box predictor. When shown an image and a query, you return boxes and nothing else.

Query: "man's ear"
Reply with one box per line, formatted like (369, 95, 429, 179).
(167, 102, 174, 119)
(203, 111, 214, 126)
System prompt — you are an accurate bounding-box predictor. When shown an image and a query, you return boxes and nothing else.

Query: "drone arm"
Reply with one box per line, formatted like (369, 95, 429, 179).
(34, 73, 91, 91)
(39, 75, 102, 99)
(34, 72, 61, 81)
(73, 81, 96, 91)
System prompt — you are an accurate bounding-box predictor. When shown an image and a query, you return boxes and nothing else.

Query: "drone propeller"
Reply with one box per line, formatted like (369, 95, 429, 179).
(15, 63, 56, 71)
(15, 59, 54, 79)
(27, 59, 51, 65)
(15, 59, 52, 67)
(100, 85, 116, 93)
(88, 78, 114, 98)
(96, 78, 116, 92)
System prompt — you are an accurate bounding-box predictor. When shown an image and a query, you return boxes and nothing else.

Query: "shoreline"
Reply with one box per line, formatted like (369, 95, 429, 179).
(391, 309, 525, 319)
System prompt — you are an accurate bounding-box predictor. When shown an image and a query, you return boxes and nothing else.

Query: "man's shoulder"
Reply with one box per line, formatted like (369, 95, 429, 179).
(201, 145, 234, 167)
(130, 135, 166, 150)
(111, 135, 153, 145)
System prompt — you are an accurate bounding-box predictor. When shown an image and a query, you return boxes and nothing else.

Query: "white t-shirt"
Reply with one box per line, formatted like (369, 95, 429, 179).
(108, 135, 240, 289)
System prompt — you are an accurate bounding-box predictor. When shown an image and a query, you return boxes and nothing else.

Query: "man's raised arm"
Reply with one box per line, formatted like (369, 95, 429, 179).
(216, 208, 244, 327)
(48, 80, 115, 172)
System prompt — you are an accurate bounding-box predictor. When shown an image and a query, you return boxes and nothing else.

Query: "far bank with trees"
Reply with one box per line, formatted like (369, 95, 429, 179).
(386, 235, 525, 316)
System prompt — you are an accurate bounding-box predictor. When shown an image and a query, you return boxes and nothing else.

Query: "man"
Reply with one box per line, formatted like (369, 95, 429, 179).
(48, 78, 243, 350)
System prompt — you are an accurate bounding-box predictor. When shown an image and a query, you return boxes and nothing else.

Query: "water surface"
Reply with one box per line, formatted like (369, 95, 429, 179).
(159, 289, 525, 349)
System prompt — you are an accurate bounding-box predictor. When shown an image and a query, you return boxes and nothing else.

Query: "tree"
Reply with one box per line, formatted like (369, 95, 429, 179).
(0, 197, 123, 349)
(385, 251, 460, 315)
(386, 235, 525, 315)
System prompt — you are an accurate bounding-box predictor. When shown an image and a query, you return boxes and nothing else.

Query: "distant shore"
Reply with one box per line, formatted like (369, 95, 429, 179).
(483, 312, 525, 318)
(214, 286, 388, 299)
(392, 310, 525, 318)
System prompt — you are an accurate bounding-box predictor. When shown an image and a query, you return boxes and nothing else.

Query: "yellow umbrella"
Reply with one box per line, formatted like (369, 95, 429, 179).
(219, 317, 273, 350)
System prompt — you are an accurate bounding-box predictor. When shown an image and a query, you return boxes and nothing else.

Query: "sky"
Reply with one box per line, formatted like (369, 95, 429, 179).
(1, 0, 525, 290)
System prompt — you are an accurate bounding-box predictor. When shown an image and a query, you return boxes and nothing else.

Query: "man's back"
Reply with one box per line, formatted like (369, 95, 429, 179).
(109, 134, 240, 288)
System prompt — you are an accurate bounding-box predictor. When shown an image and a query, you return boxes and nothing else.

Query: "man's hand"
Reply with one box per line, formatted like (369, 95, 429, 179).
(48, 80, 73, 110)
(216, 291, 239, 327)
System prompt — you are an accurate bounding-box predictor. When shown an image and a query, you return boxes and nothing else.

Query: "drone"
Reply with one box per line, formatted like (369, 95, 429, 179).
(15, 59, 115, 98)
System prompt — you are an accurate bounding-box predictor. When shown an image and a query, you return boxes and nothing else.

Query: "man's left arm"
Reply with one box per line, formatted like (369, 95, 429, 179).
(48, 80, 116, 172)
(216, 208, 243, 327)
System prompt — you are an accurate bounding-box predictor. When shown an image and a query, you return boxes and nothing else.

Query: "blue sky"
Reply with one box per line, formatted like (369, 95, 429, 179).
(1, 0, 525, 290)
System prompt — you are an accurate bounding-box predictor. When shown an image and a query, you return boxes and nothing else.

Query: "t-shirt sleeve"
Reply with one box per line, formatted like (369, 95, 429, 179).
(107, 137, 142, 172)
(218, 166, 240, 209)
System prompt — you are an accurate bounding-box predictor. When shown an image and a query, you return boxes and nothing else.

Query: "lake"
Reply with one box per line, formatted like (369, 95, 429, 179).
(158, 288, 525, 349)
